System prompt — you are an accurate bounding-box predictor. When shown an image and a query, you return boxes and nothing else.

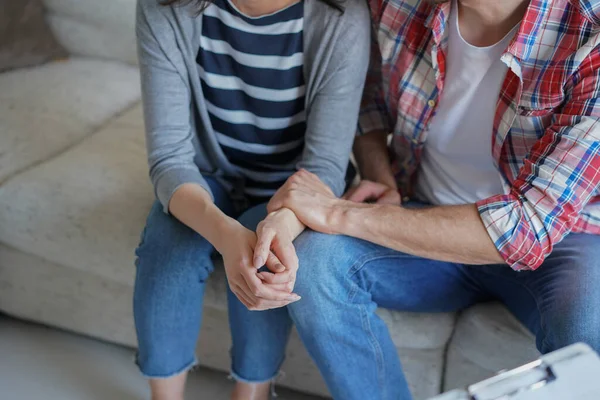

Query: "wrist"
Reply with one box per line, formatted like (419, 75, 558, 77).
(212, 215, 243, 254)
(268, 208, 305, 239)
(327, 199, 368, 235)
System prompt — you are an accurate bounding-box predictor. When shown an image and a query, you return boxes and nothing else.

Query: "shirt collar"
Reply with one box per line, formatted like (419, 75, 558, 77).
(425, 0, 553, 62)
(506, 0, 553, 62)
(425, 1, 451, 47)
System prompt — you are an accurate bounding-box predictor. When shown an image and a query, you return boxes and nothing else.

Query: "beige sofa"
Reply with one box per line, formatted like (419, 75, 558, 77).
(0, 0, 541, 398)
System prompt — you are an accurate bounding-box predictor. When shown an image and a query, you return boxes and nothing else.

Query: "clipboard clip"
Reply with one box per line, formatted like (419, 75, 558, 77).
(467, 359, 557, 400)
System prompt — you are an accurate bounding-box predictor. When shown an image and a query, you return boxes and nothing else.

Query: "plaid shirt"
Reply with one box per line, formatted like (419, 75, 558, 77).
(359, 0, 600, 270)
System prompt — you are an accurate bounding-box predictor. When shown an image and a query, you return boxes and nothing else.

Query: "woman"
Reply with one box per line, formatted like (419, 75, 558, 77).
(133, 0, 370, 398)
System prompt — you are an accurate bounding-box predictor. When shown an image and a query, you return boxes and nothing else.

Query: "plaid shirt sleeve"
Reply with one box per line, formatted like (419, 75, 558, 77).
(477, 48, 600, 271)
(357, 0, 392, 136)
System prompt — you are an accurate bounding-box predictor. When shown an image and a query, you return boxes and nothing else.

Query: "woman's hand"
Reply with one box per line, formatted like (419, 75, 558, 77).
(253, 208, 305, 292)
(216, 220, 301, 311)
(268, 170, 343, 234)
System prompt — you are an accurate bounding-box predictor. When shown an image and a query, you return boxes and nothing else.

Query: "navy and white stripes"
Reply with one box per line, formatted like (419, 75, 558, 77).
(197, 0, 305, 200)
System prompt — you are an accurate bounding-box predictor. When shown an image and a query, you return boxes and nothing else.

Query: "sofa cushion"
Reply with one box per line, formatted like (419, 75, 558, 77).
(43, 0, 137, 65)
(443, 302, 540, 391)
(0, 58, 140, 184)
(0, 104, 150, 285)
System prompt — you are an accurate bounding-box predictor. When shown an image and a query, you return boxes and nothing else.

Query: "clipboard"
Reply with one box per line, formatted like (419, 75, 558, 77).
(430, 343, 600, 400)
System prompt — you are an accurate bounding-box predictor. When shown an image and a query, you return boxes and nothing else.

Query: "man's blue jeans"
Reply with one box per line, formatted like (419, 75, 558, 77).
(287, 224, 600, 400)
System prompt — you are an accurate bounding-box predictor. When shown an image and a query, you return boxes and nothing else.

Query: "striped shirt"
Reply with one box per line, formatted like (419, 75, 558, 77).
(197, 0, 305, 202)
(360, 0, 600, 271)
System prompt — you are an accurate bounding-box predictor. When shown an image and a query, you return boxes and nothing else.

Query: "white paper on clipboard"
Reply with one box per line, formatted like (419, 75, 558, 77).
(430, 343, 600, 400)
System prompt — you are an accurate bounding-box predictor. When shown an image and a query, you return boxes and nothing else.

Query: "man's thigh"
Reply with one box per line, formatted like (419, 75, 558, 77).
(293, 231, 487, 313)
(471, 233, 600, 353)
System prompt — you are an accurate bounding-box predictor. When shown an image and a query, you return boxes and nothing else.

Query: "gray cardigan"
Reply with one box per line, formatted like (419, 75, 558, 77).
(136, 0, 371, 212)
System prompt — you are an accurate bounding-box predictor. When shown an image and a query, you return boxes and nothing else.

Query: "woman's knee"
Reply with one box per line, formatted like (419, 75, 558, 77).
(135, 201, 215, 283)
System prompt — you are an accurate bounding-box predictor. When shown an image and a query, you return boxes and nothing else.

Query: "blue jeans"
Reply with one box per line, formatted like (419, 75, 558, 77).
(133, 177, 292, 381)
(287, 226, 600, 400)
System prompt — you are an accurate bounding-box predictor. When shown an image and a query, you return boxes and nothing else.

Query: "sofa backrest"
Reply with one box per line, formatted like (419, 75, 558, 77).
(42, 0, 138, 66)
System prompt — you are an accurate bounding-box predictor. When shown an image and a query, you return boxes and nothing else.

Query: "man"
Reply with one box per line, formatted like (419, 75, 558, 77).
(255, 0, 600, 398)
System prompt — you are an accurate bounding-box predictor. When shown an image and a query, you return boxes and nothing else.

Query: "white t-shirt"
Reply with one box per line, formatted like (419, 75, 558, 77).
(415, 1, 518, 206)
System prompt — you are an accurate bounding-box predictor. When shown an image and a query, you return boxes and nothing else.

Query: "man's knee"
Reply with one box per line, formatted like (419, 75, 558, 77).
(536, 234, 600, 353)
(290, 232, 361, 325)
(293, 231, 356, 291)
(542, 309, 600, 354)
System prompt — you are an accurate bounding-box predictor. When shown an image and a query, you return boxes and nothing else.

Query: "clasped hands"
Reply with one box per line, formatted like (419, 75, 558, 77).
(225, 170, 400, 311)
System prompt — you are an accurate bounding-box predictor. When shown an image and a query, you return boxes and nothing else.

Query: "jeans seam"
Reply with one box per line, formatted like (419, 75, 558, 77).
(359, 303, 387, 399)
(476, 268, 549, 351)
(346, 251, 401, 400)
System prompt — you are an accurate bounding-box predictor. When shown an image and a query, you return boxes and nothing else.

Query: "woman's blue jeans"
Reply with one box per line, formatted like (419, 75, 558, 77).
(133, 177, 292, 382)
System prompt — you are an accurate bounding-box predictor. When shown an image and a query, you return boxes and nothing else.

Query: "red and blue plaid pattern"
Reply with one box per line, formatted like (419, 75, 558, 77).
(360, 0, 600, 270)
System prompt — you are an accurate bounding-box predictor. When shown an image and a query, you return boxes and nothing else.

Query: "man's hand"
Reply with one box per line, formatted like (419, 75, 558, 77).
(268, 170, 342, 234)
(344, 180, 401, 205)
(217, 220, 301, 311)
(254, 208, 304, 292)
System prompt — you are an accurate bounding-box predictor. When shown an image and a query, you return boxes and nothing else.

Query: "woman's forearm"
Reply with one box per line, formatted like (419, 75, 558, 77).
(168, 183, 238, 254)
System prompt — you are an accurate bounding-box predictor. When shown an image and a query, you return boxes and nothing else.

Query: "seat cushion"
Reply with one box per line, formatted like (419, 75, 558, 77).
(443, 302, 540, 391)
(0, 104, 150, 286)
(43, 0, 137, 65)
(0, 58, 140, 184)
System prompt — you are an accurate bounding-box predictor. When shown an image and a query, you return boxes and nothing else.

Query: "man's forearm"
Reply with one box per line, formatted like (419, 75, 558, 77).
(332, 201, 505, 265)
(354, 131, 397, 189)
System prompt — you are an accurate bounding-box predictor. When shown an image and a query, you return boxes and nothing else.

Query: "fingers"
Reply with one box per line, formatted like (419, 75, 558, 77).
(254, 223, 277, 269)
(232, 284, 256, 308)
(257, 269, 294, 284)
(272, 238, 298, 273)
(268, 169, 322, 212)
(241, 269, 299, 302)
(233, 284, 297, 310)
(261, 280, 294, 293)
(377, 190, 402, 205)
(249, 298, 300, 311)
(342, 185, 359, 200)
(345, 181, 388, 203)
(264, 251, 287, 274)
(296, 169, 333, 195)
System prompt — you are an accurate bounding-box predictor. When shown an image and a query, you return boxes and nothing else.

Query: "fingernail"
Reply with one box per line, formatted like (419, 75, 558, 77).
(288, 295, 301, 301)
(254, 256, 264, 267)
(256, 273, 265, 281)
